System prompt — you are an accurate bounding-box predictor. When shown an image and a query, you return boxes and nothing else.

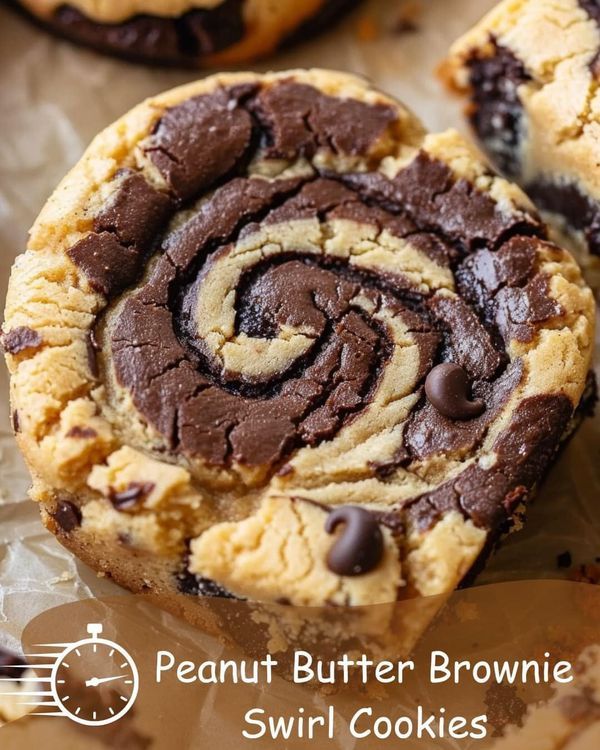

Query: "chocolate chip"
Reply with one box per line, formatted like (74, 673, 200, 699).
(53, 501, 82, 533)
(406, 359, 523, 461)
(425, 363, 485, 420)
(12, 410, 20, 433)
(1, 326, 42, 355)
(66, 426, 98, 439)
(325, 506, 384, 576)
(176, 569, 238, 599)
(110, 482, 155, 511)
(557, 550, 573, 569)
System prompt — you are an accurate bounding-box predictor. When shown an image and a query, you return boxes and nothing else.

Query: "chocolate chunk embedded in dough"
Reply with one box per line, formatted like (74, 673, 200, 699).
(249, 82, 398, 160)
(110, 482, 156, 511)
(325, 506, 385, 576)
(1, 326, 42, 355)
(53, 501, 82, 533)
(144, 88, 255, 201)
(466, 41, 531, 179)
(424, 363, 485, 421)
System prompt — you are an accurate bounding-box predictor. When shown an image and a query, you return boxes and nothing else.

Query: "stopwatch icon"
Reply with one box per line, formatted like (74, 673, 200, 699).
(50, 623, 139, 726)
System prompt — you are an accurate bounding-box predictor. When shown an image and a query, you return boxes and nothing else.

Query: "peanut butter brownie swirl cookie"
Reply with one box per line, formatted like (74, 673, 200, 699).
(444, 0, 600, 285)
(2, 70, 595, 610)
(12, 0, 358, 66)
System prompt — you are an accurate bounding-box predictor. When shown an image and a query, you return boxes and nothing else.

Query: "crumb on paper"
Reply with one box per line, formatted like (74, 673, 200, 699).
(48, 571, 76, 584)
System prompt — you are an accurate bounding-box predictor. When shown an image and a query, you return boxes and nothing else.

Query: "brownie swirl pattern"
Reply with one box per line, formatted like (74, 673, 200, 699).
(13, 0, 358, 67)
(2, 71, 595, 609)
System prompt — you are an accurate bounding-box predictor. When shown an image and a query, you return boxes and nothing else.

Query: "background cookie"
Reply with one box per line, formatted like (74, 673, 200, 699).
(0, 648, 35, 726)
(1, 69, 595, 612)
(443, 0, 600, 288)
(11, 0, 359, 67)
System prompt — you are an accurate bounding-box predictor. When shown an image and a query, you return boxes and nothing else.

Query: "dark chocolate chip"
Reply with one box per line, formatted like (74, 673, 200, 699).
(176, 566, 238, 599)
(425, 363, 485, 420)
(405, 359, 523, 461)
(110, 482, 155, 511)
(1, 326, 43, 355)
(12, 410, 20, 433)
(325, 506, 384, 576)
(66, 426, 98, 439)
(557, 550, 573, 569)
(53, 501, 82, 533)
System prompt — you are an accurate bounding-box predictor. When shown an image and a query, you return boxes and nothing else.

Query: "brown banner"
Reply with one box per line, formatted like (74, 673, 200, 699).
(0, 580, 598, 749)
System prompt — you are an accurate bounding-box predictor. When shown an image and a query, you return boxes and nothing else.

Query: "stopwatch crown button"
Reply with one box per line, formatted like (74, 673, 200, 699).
(86, 623, 103, 638)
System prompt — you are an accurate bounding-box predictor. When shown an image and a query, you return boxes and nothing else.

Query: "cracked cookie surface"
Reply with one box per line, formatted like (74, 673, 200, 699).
(14, 0, 358, 67)
(444, 0, 600, 287)
(2, 69, 595, 610)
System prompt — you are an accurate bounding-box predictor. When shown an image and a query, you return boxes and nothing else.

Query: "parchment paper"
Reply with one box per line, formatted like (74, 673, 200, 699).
(1, 0, 599, 655)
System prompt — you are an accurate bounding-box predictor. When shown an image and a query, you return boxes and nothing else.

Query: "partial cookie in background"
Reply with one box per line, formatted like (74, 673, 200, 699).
(9, 0, 360, 67)
(442, 0, 600, 288)
(0, 647, 35, 726)
(1, 69, 595, 618)
(490, 645, 600, 748)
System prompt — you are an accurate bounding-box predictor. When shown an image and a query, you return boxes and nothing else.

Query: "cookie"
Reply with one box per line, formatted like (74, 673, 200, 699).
(443, 0, 600, 286)
(2, 70, 595, 612)
(490, 645, 600, 748)
(0, 648, 34, 725)
(12, 0, 358, 67)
